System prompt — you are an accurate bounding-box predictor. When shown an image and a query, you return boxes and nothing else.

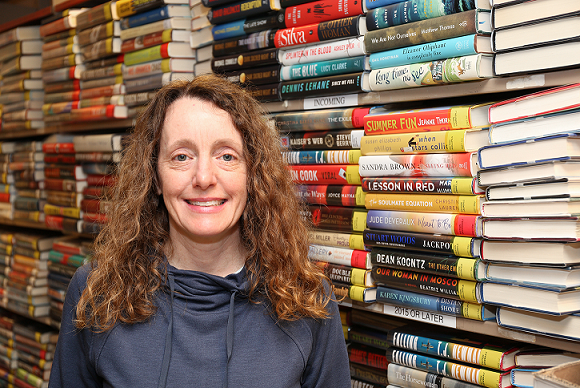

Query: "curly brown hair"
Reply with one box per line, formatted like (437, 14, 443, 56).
(75, 74, 329, 331)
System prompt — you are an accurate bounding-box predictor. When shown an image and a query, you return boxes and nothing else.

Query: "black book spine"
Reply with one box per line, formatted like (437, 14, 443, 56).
(244, 11, 286, 34)
(280, 72, 364, 100)
(223, 64, 282, 85)
(212, 47, 279, 72)
(212, 30, 277, 58)
(208, 0, 280, 25)
(285, 129, 361, 151)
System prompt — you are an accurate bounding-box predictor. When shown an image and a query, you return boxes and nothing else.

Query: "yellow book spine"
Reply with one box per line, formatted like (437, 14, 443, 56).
(451, 177, 476, 194)
(456, 257, 477, 280)
(115, 0, 138, 18)
(350, 234, 365, 250)
(104, 2, 112, 20)
(355, 186, 366, 207)
(449, 105, 472, 129)
(360, 130, 470, 155)
(457, 280, 479, 303)
(345, 165, 361, 185)
(161, 58, 171, 73)
(365, 193, 482, 215)
(348, 285, 367, 302)
(449, 363, 500, 388)
(162, 29, 174, 43)
(461, 302, 483, 321)
(350, 268, 366, 286)
(352, 210, 367, 232)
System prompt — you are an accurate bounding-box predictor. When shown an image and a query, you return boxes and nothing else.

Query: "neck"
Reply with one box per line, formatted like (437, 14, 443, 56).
(166, 224, 246, 277)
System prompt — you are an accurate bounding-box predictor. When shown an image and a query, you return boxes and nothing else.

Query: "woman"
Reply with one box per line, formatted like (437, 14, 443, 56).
(49, 75, 351, 388)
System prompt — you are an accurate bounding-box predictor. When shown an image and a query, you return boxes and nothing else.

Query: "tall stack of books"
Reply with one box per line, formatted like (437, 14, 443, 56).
(0, 26, 44, 133)
(358, 102, 496, 324)
(188, 0, 212, 74)
(363, 0, 493, 92)
(272, 107, 377, 302)
(0, 313, 58, 388)
(42, 134, 87, 235)
(10, 140, 46, 226)
(475, 84, 580, 343)
(0, 143, 16, 221)
(4, 232, 59, 320)
(40, 8, 86, 126)
(71, 1, 129, 122)
(73, 132, 124, 235)
(47, 235, 91, 326)
(117, 0, 194, 106)
(491, 0, 580, 76)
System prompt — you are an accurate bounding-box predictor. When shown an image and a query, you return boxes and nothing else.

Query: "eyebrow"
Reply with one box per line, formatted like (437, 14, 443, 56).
(163, 138, 245, 155)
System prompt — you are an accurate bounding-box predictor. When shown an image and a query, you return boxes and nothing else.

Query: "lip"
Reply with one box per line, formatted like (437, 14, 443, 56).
(184, 198, 227, 213)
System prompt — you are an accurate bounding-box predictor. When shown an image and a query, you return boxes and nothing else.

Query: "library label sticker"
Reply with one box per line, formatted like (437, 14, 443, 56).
(304, 94, 359, 110)
(383, 305, 457, 328)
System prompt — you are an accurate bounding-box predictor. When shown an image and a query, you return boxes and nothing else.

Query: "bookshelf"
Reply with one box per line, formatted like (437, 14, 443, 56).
(0, 0, 579, 369)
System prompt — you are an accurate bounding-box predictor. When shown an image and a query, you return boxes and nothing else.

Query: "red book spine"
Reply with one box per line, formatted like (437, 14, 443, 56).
(45, 214, 63, 230)
(121, 31, 165, 53)
(86, 174, 116, 187)
(290, 165, 359, 185)
(352, 107, 370, 128)
(0, 193, 10, 203)
(160, 42, 170, 59)
(80, 85, 119, 99)
(454, 215, 478, 237)
(44, 154, 77, 164)
(284, 0, 364, 28)
(51, 242, 81, 256)
(42, 143, 75, 154)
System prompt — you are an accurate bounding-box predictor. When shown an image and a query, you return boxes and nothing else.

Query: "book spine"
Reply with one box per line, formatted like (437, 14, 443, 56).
(116, 0, 165, 18)
(386, 348, 501, 388)
(388, 331, 507, 371)
(365, 0, 408, 11)
(349, 344, 389, 370)
(281, 72, 365, 99)
(124, 73, 165, 93)
(42, 54, 80, 71)
(351, 363, 389, 386)
(244, 12, 287, 33)
(364, 108, 452, 135)
(309, 244, 369, 268)
(283, 0, 364, 28)
(365, 193, 481, 214)
(308, 230, 365, 250)
(371, 248, 479, 280)
(367, 54, 490, 91)
(280, 55, 367, 81)
(212, 19, 247, 41)
(279, 35, 366, 65)
(121, 30, 170, 53)
(43, 204, 81, 219)
(366, 209, 480, 237)
(371, 266, 479, 302)
(81, 199, 110, 214)
(76, 2, 112, 31)
(39, 16, 72, 37)
(358, 153, 476, 178)
(283, 129, 364, 151)
(202, 0, 240, 9)
(360, 129, 476, 155)
(81, 64, 123, 80)
(77, 21, 117, 46)
(211, 47, 279, 72)
(123, 59, 164, 79)
(124, 44, 165, 66)
(366, 0, 478, 31)
(297, 184, 365, 206)
(362, 177, 478, 195)
(275, 15, 364, 48)
(46, 191, 79, 208)
(282, 150, 361, 164)
(119, 18, 174, 41)
(43, 179, 78, 192)
(208, 0, 281, 25)
(290, 164, 361, 185)
(42, 66, 81, 83)
(45, 79, 80, 94)
(369, 34, 484, 69)
(223, 64, 281, 85)
(212, 30, 277, 57)
(365, 10, 479, 52)
(81, 38, 119, 62)
(303, 204, 367, 232)
(42, 43, 78, 60)
(274, 107, 367, 131)
(121, 5, 174, 30)
(87, 174, 116, 186)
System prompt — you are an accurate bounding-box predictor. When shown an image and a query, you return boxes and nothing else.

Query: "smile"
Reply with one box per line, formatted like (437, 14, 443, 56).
(185, 200, 226, 206)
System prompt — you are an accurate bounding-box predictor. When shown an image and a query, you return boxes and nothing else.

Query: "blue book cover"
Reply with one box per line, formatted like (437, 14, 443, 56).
(368, 34, 490, 70)
(365, 0, 405, 11)
(212, 19, 247, 41)
(121, 5, 190, 30)
(280, 56, 369, 81)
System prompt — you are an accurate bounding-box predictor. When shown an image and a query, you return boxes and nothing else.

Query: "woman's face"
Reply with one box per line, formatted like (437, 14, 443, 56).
(157, 97, 248, 245)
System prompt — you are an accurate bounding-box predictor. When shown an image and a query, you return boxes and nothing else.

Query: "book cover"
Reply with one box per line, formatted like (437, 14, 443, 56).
(75, 1, 114, 31)
(496, 307, 580, 343)
(289, 164, 361, 185)
(282, 0, 365, 28)
(309, 244, 370, 268)
(278, 35, 366, 65)
(120, 5, 191, 30)
(365, 193, 482, 214)
(282, 149, 361, 164)
(308, 229, 365, 250)
(297, 184, 365, 206)
(119, 17, 192, 41)
(212, 30, 276, 57)
(207, 0, 281, 25)
(275, 15, 366, 48)
(302, 204, 367, 232)
(282, 129, 364, 151)
(280, 72, 367, 100)
(366, 209, 481, 237)
(211, 47, 279, 72)
(494, 40, 580, 76)
(273, 107, 368, 131)
(365, 9, 491, 52)
(280, 55, 368, 81)
(363, 176, 482, 195)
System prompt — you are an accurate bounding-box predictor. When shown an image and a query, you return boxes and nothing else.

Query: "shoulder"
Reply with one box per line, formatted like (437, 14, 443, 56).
(65, 263, 94, 303)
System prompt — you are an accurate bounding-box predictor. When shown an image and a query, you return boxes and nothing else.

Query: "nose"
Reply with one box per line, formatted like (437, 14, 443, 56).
(193, 155, 217, 189)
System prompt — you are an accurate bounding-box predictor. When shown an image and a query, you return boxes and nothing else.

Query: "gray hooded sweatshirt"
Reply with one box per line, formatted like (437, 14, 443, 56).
(49, 263, 351, 388)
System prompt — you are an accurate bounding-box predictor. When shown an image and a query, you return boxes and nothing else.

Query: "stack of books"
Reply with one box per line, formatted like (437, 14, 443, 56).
(0, 311, 58, 387)
(10, 140, 46, 225)
(0, 26, 44, 133)
(42, 134, 87, 235)
(47, 235, 91, 326)
(40, 8, 86, 125)
(272, 106, 376, 302)
(475, 83, 580, 342)
(117, 0, 195, 104)
(71, 1, 128, 121)
(358, 102, 496, 323)
(72, 132, 124, 235)
(363, 0, 493, 92)
(188, 0, 212, 72)
(3, 232, 59, 319)
(0, 143, 16, 220)
(491, 0, 580, 76)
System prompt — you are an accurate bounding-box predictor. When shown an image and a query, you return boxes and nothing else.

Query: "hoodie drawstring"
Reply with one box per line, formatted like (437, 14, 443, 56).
(224, 290, 237, 388)
(158, 274, 175, 388)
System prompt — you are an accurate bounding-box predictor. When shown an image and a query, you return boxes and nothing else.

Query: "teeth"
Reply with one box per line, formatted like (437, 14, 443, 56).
(186, 200, 225, 206)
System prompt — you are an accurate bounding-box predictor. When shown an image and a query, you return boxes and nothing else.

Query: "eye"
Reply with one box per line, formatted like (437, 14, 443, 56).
(222, 154, 234, 162)
(175, 154, 188, 162)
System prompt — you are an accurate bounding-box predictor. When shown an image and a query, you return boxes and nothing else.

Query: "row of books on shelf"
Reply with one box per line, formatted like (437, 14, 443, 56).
(1, 0, 579, 132)
(343, 306, 580, 388)
(277, 82, 580, 349)
(0, 132, 122, 235)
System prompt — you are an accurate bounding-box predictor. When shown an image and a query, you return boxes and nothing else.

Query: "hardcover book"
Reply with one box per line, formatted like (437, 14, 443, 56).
(491, 0, 580, 30)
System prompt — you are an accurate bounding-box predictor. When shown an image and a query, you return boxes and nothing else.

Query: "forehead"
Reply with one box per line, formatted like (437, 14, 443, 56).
(160, 97, 242, 146)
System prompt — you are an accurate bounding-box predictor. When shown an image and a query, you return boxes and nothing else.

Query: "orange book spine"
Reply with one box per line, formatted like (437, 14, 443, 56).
(364, 108, 453, 136)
